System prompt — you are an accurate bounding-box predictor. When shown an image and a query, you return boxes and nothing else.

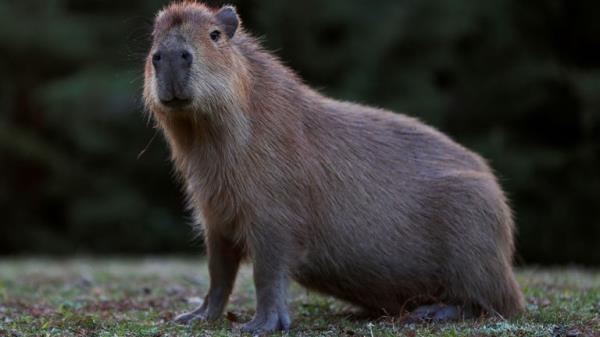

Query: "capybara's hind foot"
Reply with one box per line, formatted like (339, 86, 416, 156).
(404, 304, 461, 323)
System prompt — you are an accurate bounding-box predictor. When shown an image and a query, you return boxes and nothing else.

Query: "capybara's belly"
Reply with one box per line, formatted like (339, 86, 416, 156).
(290, 247, 427, 312)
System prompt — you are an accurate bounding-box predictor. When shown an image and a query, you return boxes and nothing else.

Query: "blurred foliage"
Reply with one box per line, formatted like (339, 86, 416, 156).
(0, 0, 598, 264)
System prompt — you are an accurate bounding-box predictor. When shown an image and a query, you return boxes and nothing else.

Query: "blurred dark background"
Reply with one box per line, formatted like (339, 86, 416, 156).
(1, 0, 599, 265)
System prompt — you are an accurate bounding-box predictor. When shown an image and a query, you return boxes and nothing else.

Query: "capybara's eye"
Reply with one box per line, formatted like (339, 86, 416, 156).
(210, 30, 221, 42)
(152, 53, 161, 67)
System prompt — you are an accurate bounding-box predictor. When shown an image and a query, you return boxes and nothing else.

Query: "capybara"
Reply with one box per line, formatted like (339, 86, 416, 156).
(143, 2, 524, 334)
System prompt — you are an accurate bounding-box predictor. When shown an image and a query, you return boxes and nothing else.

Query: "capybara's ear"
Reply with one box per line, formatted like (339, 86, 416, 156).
(215, 6, 239, 39)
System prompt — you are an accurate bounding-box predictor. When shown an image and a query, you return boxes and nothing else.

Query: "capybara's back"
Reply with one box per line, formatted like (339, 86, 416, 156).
(144, 2, 523, 333)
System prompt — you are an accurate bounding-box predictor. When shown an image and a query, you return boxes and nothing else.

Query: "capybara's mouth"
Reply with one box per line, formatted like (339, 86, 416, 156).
(160, 97, 192, 109)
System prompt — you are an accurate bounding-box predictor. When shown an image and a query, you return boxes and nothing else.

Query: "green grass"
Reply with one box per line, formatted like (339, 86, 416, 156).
(0, 258, 598, 336)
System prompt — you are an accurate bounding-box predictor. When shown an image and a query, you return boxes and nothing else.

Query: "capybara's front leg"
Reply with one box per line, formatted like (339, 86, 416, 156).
(174, 234, 242, 324)
(242, 244, 291, 334)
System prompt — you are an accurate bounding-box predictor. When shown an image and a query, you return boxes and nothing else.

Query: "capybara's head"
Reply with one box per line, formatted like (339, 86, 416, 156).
(144, 2, 244, 115)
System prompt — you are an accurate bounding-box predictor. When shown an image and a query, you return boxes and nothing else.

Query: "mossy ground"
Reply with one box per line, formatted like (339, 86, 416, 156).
(0, 258, 598, 337)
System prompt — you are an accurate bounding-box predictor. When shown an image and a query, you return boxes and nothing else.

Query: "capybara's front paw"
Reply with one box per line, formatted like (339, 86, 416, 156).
(173, 310, 207, 325)
(173, 304, 222, 325)
(241, 310, 291, 335)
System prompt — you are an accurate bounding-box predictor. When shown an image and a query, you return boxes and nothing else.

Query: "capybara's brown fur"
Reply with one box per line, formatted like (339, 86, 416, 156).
(143, 2, 524, 333)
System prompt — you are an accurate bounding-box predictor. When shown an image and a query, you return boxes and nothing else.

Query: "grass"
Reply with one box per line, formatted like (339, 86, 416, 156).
(0, 258, 598, 337)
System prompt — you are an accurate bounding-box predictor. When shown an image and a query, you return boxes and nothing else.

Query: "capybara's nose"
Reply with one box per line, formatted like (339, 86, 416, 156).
(153, 49, 193, 106)
(152, 50, 193, 69)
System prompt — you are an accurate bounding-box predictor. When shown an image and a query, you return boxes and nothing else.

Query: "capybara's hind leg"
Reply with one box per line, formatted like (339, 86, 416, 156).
(405, 304, 462, 323)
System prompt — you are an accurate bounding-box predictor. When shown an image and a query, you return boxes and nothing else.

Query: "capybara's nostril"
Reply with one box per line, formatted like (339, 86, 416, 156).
(152, 52, 162, 68)
(180, 51, 192, 67)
